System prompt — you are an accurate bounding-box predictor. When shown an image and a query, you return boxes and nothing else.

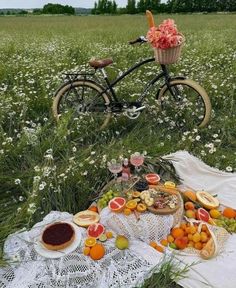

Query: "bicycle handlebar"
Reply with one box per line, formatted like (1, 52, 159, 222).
(129, 36, 148, 45)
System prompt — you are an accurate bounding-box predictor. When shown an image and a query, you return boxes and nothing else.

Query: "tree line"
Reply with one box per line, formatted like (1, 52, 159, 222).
(92, 0, 236, 14)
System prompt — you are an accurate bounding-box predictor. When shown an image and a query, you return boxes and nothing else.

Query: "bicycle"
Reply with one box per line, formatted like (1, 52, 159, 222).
(52, 36, 211, 131)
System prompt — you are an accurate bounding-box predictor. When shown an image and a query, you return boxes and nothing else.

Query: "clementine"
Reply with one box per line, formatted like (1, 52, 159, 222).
(160, 239, 168, 247)
(184, 190, 197, 202)
(155, 245, 164, 253)
(223, 207, 236, 219)
(83, 247, 91, 256)
(106, 231, 113, 239)
(88, 206, 98, 213)
(90, 243, 105, 260)
(171, 227, 184, 239)
(150, 241, 157, 249)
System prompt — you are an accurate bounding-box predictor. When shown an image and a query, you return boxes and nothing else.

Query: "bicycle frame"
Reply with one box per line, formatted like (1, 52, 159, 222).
(96, 58, 172, 103)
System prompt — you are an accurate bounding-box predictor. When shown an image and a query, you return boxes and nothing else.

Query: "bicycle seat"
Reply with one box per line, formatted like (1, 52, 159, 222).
(89, 58, 113, 69)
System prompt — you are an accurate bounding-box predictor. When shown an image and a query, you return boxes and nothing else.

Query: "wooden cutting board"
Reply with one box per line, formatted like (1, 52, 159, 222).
(147, 192, 181, 215)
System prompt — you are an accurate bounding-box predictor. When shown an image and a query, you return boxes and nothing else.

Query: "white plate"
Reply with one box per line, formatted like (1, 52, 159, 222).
(34, 221, 82, 259)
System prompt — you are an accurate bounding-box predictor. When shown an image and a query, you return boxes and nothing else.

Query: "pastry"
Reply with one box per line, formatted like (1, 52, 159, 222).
(41, 222, 75, 251)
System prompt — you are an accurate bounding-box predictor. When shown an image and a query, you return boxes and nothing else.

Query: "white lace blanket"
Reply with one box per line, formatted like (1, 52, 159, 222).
(1, 151, 236, 288)
(0, 211, 164, 288)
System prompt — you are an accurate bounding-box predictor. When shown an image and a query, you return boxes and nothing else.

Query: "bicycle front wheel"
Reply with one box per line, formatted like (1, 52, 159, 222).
(52, 80, 111, 130)
(158, 79, 211, 129)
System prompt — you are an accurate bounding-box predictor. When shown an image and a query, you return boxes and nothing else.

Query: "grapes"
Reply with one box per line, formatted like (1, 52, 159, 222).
(215, 216, 236, 233)
(98, 190, 118, 209)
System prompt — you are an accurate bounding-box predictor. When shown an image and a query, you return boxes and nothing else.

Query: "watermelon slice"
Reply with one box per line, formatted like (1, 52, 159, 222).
(196, 208, 210, 222)
(87, 223, 105, 239)
(108, 197, 126, 213)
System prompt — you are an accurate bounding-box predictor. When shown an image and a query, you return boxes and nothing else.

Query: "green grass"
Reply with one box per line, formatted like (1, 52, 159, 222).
(0, 13, 236, 285)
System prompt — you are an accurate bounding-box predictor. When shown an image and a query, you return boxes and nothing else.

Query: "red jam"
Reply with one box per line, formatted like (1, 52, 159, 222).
(42, 223, 74, 245)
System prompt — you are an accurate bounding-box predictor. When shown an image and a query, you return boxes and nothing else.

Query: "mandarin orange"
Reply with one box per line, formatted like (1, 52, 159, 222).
(90, 243, 105, 260)
(171, 227, 184, 239)
(223, 207, 236, 219)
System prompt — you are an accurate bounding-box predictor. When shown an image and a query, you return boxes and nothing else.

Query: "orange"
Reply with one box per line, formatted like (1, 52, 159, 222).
(171, 227, 184, 239)
(222, 207, 236, 219)
(106, 231, 113, 239)
(187, 241, 194, 248)
(123, 208, 132, 216)
(155, 245, 164, 253)
(126, 200, 138, 210)
(184, 202, 195, 210)
(150, 241, 157, 249)
(194, 242, 203, 250)
(186, 225, 197, 235)
(136, 203, 147, 213)
(209, 209, 221, 219)
(83, 247, 91, 256)
(192, 233, 201, 243)
(90, 243, 105, 260)
(88, 206, 98, 213)
(184, 190, 197, 202)
(160, 239, 168, 247)
(200, 232, 208, 243)
(167, 235, 174, 243)
(180, 222, 187, 231)
(85, 237, 97, 247)
(187, 234, 193, 241)
(201, 224, 208, 232)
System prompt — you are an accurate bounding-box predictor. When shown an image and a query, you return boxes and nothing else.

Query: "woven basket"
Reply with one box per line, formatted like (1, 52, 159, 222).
(154, 42, 184, 65)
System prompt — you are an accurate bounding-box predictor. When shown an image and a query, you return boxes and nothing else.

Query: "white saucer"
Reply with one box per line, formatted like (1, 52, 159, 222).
(34, 221, 82, 259)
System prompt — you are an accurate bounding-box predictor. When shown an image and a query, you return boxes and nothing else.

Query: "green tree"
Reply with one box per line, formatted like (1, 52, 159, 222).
(137, 0, 145, 12)
(42, 3, 75, 14)
(126, 0, 136, 14)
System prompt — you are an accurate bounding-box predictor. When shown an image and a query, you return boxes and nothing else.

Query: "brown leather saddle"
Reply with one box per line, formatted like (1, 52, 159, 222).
(89, 58, 113, 69)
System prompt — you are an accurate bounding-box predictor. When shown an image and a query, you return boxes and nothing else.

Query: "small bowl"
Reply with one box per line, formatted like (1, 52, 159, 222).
(145, 173, 160, 185)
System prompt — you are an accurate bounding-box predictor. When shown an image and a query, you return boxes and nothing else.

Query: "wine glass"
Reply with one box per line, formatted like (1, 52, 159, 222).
(107, 159, 122, 180)
(130, 152, 144, 176)
(107, 159, 123, 193)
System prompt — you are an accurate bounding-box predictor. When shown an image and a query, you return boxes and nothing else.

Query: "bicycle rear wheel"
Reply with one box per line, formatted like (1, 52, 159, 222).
(52, 80, 111, 130)
(158, 79, 211, 129)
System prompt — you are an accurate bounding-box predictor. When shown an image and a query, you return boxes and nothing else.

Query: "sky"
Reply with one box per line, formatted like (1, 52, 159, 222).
(0, 0, 166, 9)
(0, 0, 127, 9)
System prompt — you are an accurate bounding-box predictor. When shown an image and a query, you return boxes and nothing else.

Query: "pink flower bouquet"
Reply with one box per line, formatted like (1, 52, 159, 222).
(147, 19, 184, 64)
(147, 19, 184, 49)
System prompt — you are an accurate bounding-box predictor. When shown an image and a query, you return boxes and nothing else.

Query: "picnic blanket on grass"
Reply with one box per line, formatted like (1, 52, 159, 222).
(163, 151, 236, 288)
(1, 151, 236, 288)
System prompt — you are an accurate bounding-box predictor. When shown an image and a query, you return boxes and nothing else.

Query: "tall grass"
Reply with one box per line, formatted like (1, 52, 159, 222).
(0, 14, 236, 284)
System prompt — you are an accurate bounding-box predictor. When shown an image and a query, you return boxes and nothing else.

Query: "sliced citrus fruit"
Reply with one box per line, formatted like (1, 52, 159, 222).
(126, 200, 138, 210)
(123, 208, 132, 216)
(98, 234, 107, 242)
(164, 181, 176, 189)
(85, 237, 97, 247)
(132, 191, 141, 198)
(145, 173, 160, 185)
(83, 247, 91, 256)
(108, 197, 126, 213)
(87, 223, 105, 239)
(136, 203, 147, 213)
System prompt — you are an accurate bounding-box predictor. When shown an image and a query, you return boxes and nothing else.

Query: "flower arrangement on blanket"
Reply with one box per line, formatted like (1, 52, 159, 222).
(146, 19, 184, 50)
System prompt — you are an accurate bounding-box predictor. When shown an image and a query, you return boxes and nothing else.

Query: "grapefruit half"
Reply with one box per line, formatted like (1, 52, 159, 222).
(108, 197, 126, 213)
(87, 223, 105, 239)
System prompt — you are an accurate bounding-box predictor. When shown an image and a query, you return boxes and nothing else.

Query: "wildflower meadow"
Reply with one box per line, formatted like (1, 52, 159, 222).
(0, 13, 236, 274)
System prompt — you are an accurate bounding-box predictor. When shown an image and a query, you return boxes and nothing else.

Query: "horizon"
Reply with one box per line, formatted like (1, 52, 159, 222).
(0, 0, 167, 9)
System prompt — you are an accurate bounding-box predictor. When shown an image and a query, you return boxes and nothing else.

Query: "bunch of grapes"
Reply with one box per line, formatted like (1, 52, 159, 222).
(215, 216, 236, 233)
(98, 190, 119, 209)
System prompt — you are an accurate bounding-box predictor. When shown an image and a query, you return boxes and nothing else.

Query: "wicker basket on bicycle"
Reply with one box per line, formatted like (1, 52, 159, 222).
(153, 36, 185, 65)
